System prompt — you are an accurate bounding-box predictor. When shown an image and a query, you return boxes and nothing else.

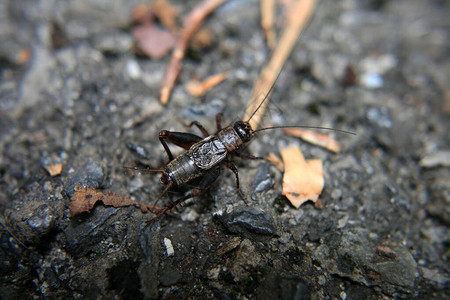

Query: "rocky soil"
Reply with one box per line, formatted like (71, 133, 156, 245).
(0, 0, 448, 299)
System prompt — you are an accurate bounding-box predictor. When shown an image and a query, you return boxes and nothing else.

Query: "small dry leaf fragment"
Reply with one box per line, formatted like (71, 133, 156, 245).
(216, 237, 241, 256)
(280, 147, 324, 208)
(133, 21, 176, 59)
(185, 72, 228, 96)
(44, 164, 62, 177)
(341, 65, 357, 86)
(283, 128, 342, 153)
(376, 245, 397, 259)
(16, 48, 31, 64)
(69, 185, 158, 217)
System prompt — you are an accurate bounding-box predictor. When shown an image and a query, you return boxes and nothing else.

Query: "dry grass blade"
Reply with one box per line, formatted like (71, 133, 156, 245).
(160, 0, 228, 105)
(245, 0, 317, 129)
(261, 0, 276, 49)
(185, 72, 228, 97)
(283, 128, 343, 153)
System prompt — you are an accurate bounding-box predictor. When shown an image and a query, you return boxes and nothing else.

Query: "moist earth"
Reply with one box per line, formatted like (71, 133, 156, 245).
(0, 0, 448, 299)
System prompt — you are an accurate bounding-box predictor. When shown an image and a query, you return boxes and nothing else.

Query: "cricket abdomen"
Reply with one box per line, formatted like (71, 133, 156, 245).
(163, 151, 206, 186)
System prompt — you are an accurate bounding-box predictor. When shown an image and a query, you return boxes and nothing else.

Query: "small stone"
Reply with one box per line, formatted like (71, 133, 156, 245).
(126, 142, 151, 160)
(179, 98, 225, 120)
(163, 237, 174, 257)
(225, 208, 275, 235)
(65, 160, 106, 197)
(250, 163, 273, 200)
(27, 204, 55, 233)
(420, 151, 450, 168)
(207, 267, 221, 280)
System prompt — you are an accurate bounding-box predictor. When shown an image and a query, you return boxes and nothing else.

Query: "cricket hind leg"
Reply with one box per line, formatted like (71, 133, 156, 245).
(159, 130, 203, 161)
(186, 120, 209, 137)
(147, 167, 220, 223)
(235, 152, 265, 160)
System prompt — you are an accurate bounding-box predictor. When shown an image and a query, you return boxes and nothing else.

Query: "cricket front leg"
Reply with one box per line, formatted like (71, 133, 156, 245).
(215, 112, 225, 132)
(224, 160, 247, 205)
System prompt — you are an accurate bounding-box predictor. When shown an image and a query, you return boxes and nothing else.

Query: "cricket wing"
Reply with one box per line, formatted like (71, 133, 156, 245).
(190, 138, 227, 169)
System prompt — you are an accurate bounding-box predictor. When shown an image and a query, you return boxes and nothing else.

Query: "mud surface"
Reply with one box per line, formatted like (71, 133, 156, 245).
(0, 0, 449, 299)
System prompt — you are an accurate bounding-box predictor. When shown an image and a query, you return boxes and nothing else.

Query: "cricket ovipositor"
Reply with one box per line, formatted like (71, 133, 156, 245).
(130, 75, 355, 222)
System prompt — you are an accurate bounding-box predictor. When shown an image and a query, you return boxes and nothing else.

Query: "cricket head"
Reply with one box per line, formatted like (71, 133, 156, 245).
(233, 121, 254, 143)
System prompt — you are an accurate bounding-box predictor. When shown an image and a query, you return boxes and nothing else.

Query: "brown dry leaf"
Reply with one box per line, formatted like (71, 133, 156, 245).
(185, 72, 228, 96)
(283, 128, 342, 153)
(69, 185, 158, 217)
(267, 152, 284, 171)
(44, 164, 62, 177)
(280, 147, 324, 208)
(133, 21, 176, 59)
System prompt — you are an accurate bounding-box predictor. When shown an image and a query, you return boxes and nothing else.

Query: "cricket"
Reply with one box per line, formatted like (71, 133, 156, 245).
(128, 76, 355, 223)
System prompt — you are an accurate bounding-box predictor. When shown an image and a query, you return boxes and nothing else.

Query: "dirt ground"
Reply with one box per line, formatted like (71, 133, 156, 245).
(0, 0, 449, 299)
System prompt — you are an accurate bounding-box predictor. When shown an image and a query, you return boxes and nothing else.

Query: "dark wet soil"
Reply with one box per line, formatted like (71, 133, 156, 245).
(0, 0, 448, 299)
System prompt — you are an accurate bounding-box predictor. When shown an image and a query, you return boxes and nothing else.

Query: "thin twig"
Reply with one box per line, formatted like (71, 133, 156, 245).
(245, 0, 317, 129)
(261, 0, 276, 49)
(160, 0, 228, 105)
(0, 218, 28, 249)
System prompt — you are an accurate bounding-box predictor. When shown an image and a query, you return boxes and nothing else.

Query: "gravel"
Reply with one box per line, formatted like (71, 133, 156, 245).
(0, 0, 448, 298)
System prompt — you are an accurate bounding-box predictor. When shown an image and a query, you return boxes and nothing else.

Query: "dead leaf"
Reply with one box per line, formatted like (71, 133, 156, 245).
(280, 147, 324, 208)
(44, 164, 62, 176)
(133, 21, 176, 59)
(185, 72, 228, 96)
(283, 128, 342, 153)
(69, 185, 160, 217)
(341, 65, 357, 86)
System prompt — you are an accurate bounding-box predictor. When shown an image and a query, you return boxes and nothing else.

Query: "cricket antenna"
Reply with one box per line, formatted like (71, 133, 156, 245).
(246, 70, 284, 123)
(253, 125, 357, 135)
(123, 166, 165, 174)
